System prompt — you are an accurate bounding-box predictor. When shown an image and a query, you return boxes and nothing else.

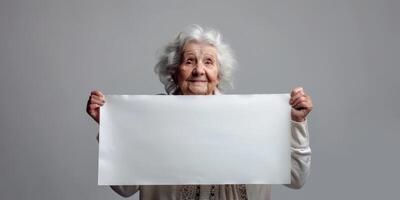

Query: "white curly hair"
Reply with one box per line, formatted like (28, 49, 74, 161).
(154, 24, 237, 94)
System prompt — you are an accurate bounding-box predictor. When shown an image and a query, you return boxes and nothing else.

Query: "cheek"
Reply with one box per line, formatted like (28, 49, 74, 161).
(207, 68, 220, 84)
(177, 67, 192, 89)
(177, 67, 189, 81)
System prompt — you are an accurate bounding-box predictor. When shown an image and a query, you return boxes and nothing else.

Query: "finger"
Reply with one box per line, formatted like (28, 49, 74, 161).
(88, 109, 98, 117)
(292, 97, 308, 108)
(291, 95, 307, 106)
(91, 90, 104, 98)
(294, 101, 311, 110)
(88, 110, 99, 122)
(290, 90, 300, 99)
(290, 92, 305, 104)
(87, 104, 99, 116)
(89, 104, 100, 110)
(90, 98, 105, 106)
(291, 87, 304, 96)
(91, 95, 105, 103)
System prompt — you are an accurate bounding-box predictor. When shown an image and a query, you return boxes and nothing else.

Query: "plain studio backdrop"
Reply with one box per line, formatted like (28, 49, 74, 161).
(0, 0, 399, 199)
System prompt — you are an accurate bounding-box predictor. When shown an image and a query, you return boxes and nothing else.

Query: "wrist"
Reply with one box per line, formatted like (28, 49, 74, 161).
(291, 116, 306, 122)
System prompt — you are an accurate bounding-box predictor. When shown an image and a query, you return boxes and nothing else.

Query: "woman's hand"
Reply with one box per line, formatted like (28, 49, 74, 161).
(289, 87, 313, 122)
(86, 90, 105, 123)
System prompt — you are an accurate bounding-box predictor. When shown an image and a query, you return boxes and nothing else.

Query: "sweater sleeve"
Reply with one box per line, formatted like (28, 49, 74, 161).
(110, 185, 140, 198)
(284, 120, 311, 189)
(96, 133, 141, 197)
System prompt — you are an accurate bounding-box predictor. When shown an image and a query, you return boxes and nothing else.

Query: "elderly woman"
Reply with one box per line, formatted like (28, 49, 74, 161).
(86, 25, 313, 200)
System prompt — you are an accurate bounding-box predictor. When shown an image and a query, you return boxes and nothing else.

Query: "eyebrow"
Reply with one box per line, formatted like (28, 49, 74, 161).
(182, 51, 217, 59)
(204, 54, 216, 58)
(182, 54, 195, 61)
(182, 51, 195, 56)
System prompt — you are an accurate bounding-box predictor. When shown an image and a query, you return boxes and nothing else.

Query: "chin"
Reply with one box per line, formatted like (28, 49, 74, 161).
(189, 90, 207, 95)
(188, 87, 208, 95)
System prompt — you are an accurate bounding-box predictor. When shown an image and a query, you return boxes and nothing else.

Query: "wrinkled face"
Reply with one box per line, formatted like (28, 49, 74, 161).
(177, 41, 220, 95)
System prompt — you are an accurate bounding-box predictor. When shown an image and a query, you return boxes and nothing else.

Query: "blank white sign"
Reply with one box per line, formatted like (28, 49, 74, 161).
(98, 94, 291, 185)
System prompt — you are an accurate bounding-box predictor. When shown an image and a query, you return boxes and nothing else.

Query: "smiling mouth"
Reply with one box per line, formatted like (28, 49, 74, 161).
(188, 80, 207, 82)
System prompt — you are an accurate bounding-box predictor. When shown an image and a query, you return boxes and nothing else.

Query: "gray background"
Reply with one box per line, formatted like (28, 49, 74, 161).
(1, 0, 399, 199)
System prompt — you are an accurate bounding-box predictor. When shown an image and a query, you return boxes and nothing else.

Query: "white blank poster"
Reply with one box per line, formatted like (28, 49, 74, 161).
(98, 94, 291, 185)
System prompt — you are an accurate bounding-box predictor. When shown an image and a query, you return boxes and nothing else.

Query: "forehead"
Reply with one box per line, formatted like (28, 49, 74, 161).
(182, 41, 217, 57)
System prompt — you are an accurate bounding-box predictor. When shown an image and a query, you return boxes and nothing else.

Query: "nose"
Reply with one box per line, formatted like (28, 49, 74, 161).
(192, 63, 205, 76)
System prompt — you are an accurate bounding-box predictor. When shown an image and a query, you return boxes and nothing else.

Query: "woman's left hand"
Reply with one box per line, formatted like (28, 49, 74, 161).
(289, 87, 313, 122)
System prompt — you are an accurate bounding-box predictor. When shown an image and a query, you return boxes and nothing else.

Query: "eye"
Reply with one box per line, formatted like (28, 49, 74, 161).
(205, 59, 214, 65)
(185, 58, 194, 64)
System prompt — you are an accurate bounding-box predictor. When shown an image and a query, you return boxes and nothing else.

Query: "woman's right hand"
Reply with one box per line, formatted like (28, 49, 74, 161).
(86, 90, 105, 123)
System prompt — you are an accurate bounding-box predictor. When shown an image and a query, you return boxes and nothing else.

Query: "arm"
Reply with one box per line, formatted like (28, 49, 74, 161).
(87, 91, 140, 198)
(284, 120, 311, 189)
(285, 86, 313, 189)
